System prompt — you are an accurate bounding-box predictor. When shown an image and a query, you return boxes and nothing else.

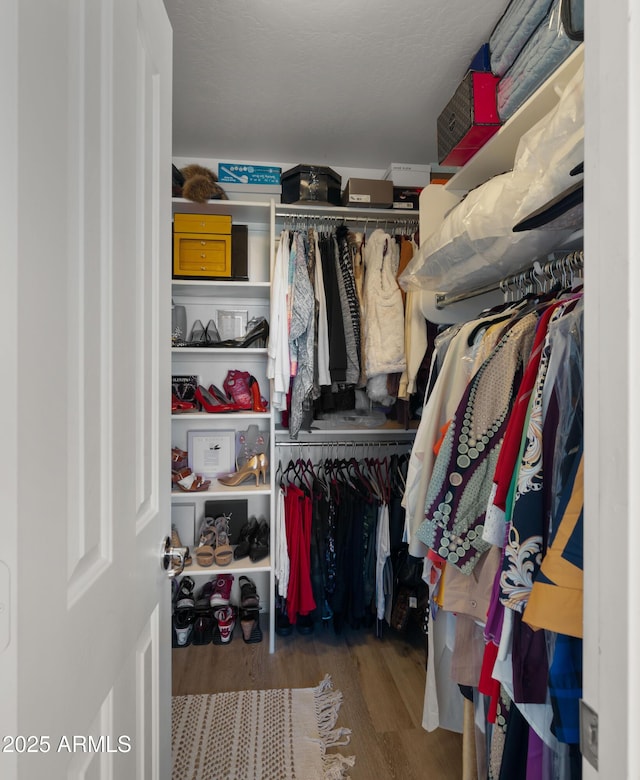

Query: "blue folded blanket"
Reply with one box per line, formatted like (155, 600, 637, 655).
(490, 0, 554, 77)
(497, 0, 579, 120)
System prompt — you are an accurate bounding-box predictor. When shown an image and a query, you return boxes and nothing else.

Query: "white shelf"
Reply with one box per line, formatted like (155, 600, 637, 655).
(275, 202, 419, 224)
(171, 411, 271, 421)
(171, 279, 271, 299)
(182, 555, 271, 576)
(172, 347, 267, 356)
(446, 45, 584, 194)
(171, 483, 271, 499)
(172, 198, 272, 224)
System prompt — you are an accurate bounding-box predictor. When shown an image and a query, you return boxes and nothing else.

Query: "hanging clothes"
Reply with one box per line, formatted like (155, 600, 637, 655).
(275, 449, 412, 636)
(288, 232, 316, 438)
(363, 228, 406, 403)
(335, 224, 361, 386)
(267, 229, 292, 410)
(404, 274, 585, 778)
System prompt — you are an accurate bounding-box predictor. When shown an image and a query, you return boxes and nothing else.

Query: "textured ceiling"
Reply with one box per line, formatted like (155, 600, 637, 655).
(163, 0, 507, 169)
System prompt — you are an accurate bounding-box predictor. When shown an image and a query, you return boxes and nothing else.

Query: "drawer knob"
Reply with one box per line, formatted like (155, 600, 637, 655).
(200, 253, 206, 258)
(200, 266, 206, 270)
(200, 240, 206, 245)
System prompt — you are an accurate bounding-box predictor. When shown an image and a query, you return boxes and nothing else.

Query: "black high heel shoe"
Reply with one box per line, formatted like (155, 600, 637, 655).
(249, 519, 270, 562)
(234, 517, 259, 560)
(212, 317, 269, 349)
(205, 319, 220, 344)
(187, 319, 206, 345)
(239, 317, 269, 348)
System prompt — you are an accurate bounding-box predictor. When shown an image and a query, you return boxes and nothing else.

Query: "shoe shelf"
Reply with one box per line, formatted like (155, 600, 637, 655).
(171, 196, 277, 653)
(171, 411, 271, 421)
(182, 556, 271, 576)
(171, 279, 271, 299)
(171, 484, 271, 498)
(172, 347, 267, 356)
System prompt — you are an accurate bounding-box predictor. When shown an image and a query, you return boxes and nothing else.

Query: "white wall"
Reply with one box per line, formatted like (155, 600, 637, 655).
(583, 0, 640, 777)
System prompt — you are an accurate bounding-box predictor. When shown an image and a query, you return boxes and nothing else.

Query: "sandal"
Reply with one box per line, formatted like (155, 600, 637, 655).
(239, 575, 260, 608)
(175, 470, 211, 493)
(213, 515, 233, 566)
(171, 466, 191, 485)
(174, 576, 195, 611)
(172, 447, 188, 471)
(171, 524, 192, 567)
(199, 517, 216, 547)
(195, 545, 214, 567)
(239, 607, 263, 643)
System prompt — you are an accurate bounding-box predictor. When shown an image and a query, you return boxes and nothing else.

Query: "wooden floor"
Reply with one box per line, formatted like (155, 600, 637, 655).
(172, 618, 462, 780)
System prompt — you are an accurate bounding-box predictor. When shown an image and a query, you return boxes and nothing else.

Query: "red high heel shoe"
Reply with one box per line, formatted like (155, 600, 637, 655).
(223, 370, 252, 409)
(194, 385, 240, 413)
(249, 376, 268, 412)
(208, 384, 235, 405)
(221, 371, 268, 412)
(172, 393, 196, 413)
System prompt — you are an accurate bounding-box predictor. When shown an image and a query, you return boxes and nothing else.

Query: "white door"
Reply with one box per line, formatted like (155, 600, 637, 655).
(0, 1, 173, 778)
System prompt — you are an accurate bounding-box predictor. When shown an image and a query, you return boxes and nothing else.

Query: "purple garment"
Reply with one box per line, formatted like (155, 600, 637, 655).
(511, 612, 548, 704)
(526, 727, 544, 780)
(484, 526, 508, 645)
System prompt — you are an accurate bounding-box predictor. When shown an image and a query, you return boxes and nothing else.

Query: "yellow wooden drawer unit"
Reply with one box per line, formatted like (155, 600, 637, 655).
(173, 213, 232, 278)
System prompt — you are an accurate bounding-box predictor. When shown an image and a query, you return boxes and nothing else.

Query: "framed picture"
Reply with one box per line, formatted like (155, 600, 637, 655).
(216, 308, 248, 340)
(187, 429, 236, 479)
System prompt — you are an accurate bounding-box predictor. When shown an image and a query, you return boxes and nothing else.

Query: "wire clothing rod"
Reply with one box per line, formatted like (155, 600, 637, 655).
(275, 212, 419, 228)
(435, 250, 584, 309)
(275, 439, 412, 448)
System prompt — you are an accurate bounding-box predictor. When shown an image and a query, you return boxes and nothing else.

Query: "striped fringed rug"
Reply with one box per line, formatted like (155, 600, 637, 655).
(172, 675, 355, 780)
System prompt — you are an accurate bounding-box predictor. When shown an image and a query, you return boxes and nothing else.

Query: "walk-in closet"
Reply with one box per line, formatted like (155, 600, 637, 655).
(5, 1, 639, 779)
(166, 0, 592, 775)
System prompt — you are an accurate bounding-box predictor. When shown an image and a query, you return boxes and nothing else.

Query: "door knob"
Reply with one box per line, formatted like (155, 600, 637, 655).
(161, 536, 187, 578)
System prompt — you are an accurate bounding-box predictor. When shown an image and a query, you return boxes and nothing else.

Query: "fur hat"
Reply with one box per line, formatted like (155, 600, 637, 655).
(173, 163, 228, 203)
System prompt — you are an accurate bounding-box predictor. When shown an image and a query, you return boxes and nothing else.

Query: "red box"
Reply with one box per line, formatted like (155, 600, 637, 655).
(437, 72, 501, 167)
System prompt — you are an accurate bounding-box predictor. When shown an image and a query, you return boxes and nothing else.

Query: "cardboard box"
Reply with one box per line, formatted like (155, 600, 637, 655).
(222, 182, 282, 203)
(392, 187, 422, 210)
(218, 163, 281, 186)
(430, 164, 459, 184)
(437, 71, 501, 167)
(383, 163, 431, 187)
(281, 164, 341, 206)
(342, 178, 393, 208)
